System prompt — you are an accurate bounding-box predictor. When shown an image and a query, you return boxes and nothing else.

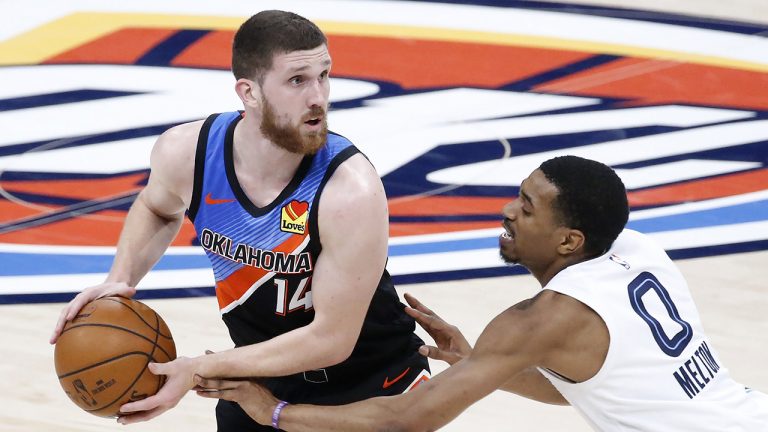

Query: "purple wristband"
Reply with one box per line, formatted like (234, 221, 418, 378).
(271, 400, 289, 430)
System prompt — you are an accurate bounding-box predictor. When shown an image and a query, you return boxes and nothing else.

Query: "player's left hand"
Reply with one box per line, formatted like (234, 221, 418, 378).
(117, 357, 196, 424)
(404, 293, 472, 365)
(194, 375, 278, 426)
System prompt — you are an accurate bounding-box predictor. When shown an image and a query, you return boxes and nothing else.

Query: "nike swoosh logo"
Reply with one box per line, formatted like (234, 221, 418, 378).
(383, 367, 411, 389)
(205, 193, 235, 205)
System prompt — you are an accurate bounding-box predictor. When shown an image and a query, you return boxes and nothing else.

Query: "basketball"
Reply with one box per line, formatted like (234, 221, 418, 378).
(54, 296, 177, 418)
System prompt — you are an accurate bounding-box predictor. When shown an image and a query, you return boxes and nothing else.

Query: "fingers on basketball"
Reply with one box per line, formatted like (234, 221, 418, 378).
(54, 296, 177, 418)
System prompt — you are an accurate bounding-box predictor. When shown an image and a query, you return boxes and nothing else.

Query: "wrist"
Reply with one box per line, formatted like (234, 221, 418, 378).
(102, 278, 135, 294)
(271, 400, 289, 429)
(190, 355, 209, 384)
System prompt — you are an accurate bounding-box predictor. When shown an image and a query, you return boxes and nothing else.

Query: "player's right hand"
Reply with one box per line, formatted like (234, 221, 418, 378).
(50, 281, 136, 344)
(403, 293, 473, 365)
(194, 376, 277, 426)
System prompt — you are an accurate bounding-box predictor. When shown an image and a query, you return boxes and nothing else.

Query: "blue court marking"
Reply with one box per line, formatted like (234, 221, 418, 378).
(135, 30, 210, 66)
(0, 286, 216, 305)
(1, 198, 766, 277)
(0, 192, 139, 235)
(0, 252, 210, 276)
(6, 239, 768, 305)
(627, 199, 768, 232)
(0, 89, 143, 112)
(506, 54, 621, 91)
(0, 121, 185, 157)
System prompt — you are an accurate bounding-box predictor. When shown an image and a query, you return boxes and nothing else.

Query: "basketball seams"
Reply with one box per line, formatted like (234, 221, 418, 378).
(59, 323, 175, 361)
(146, 309, 164, 396)
(57, 351, 154, 379)
(103, 297, 174, 340)
(85, 353, 158, 414)
(60, 351, 156, 415)
(55, 297, 177, 417)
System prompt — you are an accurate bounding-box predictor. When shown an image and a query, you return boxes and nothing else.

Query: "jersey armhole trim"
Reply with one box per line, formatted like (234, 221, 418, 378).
(308, 145, 361, 248)
(187, 113, 218, 223)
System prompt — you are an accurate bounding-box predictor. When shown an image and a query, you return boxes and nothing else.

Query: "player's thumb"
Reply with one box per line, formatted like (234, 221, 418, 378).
(419, 345, 463, 365)
(147, 362, 165, 375)
(419, 345, 446, 361)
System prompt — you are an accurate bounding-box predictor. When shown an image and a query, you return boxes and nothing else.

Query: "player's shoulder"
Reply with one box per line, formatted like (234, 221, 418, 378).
(157, 119, 205, 148)
(516, 289, 603, 350)
(146, 119, 206, 194)
(319, 150, 386, 222)
(611, 229, 665, 258)
(327, 152, 382, 198)
(150, 119, 204, 162)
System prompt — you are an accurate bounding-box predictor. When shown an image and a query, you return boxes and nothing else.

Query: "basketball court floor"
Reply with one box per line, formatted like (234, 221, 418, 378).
(1, 0, 767, 430)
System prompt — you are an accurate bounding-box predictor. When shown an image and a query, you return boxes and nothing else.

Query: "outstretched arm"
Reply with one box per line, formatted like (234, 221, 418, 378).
(197, 352, 509, 432)
(197, 313, 525, 432)
(405, 293, 567, 405)
(196, 291, 579, 431)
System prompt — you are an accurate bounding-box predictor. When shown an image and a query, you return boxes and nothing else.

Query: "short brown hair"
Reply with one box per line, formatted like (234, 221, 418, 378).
(232, 10, 327, 83)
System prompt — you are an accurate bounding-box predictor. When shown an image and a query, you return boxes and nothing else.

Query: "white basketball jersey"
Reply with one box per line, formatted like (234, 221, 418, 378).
(540, 229, 768, 431)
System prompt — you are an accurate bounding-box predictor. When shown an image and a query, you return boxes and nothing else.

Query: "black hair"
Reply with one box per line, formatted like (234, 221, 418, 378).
(539, 155, 629, 256)
(232, 10, 327, 83)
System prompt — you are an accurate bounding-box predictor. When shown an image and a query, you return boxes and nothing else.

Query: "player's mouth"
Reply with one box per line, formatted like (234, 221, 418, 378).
(500, 221, 514, 240)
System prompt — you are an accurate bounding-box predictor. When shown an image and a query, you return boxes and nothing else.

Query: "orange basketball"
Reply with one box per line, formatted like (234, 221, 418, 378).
(54, 296, 176, 418)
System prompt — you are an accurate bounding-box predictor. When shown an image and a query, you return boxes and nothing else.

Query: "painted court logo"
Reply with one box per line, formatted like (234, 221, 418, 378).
(0, 0, 766, 303)
(280, 200, 309, 235)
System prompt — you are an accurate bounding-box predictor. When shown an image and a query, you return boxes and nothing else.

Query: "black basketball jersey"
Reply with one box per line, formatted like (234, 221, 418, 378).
(187, 112, 422, 397)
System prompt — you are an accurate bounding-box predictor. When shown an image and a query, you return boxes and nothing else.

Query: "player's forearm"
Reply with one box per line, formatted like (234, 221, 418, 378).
(107, 193, 184, 287)
(278, 400, 409, 432)
(199, 322, 357, 378)
(276, 363, 485, 432)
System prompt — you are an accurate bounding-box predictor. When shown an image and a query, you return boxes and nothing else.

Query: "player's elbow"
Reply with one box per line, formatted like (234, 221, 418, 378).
(314, 330, 358, 367)
(325, 335, 356, 366)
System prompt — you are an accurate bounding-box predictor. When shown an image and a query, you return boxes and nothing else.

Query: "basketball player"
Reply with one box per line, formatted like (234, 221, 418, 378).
(194, 156, 768, 431)
(49, 10, 429, 429)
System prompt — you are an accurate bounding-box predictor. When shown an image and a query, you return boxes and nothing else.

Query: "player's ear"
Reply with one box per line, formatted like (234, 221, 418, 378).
(558, 228, 585, 256)
(235, 78, 261, 108)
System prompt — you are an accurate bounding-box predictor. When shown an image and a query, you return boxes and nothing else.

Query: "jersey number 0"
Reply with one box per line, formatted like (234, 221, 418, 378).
(627, 271, 693, 357)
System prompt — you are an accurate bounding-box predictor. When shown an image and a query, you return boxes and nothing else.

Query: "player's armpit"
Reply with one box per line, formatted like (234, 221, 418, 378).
(499, 367, 569, 405)
(486, 289, 606, 404)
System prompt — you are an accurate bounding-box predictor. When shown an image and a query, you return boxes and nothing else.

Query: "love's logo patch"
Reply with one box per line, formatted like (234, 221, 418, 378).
(280, 200, 309, 235)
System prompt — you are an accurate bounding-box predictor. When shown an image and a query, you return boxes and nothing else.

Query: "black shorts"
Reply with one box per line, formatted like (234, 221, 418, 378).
(216, 350, 430, 431)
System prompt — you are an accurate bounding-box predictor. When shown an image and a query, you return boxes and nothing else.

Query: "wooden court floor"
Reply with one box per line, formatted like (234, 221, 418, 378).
(1, 1, 767, 431)
(3, 250, 768, 431)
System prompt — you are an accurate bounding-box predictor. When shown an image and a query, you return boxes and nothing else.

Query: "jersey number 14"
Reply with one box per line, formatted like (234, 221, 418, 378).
(274, 277, 313, 315)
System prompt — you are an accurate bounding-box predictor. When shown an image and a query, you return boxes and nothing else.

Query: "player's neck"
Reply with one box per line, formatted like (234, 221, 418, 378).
(535, 253, 592, 287)
(234, 115, 304, 180)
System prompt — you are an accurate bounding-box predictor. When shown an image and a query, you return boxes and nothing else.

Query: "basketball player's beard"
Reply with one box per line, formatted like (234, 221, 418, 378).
(260, 96, 328, 155)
